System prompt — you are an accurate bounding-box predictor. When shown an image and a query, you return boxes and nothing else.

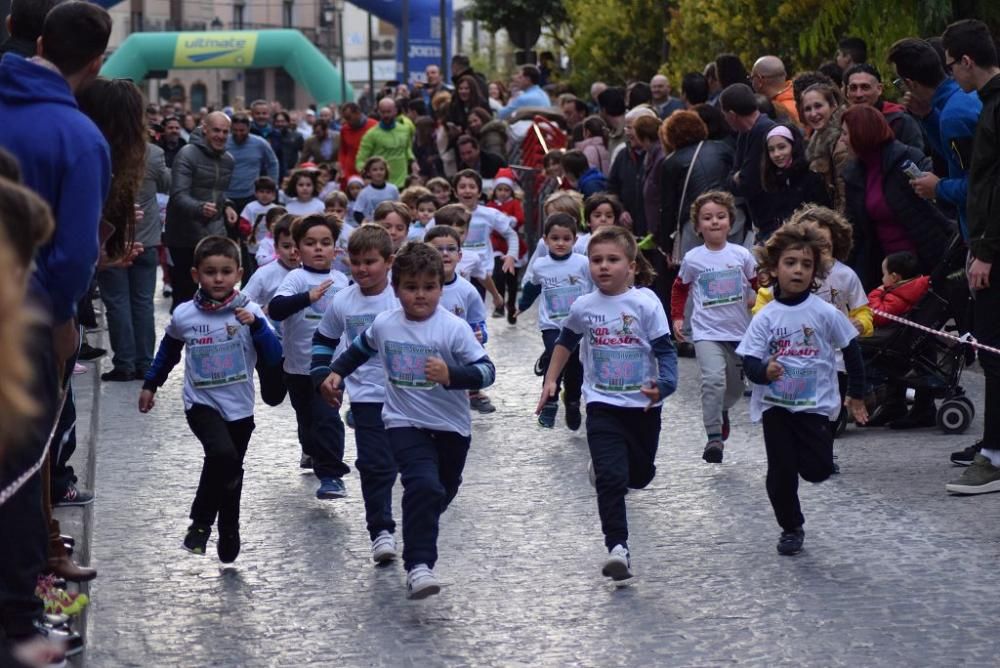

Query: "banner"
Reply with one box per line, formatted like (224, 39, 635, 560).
(173, 32, 259, 68)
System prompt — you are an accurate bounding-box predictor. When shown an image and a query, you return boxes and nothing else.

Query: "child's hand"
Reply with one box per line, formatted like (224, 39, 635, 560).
(309, 280, 334, 303)
(639, 381, 661, 411)
(765, 355, 784, 381)
(501, 256, 516, 274)
(320, 372, 344, 407)
(849, 317, 864, 334)
(138, 389, 156, 413)
(474, 328, 484, 343)
(846, 396, 868, 425)
(672, 320, 685, 343)
(234, 307, 256, 326)
(425, 357, 450, 386)
(535, 380, 558, 414)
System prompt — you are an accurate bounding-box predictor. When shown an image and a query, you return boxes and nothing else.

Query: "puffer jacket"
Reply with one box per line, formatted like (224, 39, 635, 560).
(136, 143, 171, 248)
(164, 131, 235, 248)
(479, 119, 509, 162)
(577, 136, 610, 174)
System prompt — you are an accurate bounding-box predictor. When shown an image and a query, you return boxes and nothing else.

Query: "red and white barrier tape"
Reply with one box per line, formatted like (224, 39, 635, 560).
(872, 309, 1000, 356)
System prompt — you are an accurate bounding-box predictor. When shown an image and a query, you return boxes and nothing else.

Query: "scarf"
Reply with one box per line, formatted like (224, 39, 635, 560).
(193, 288, 249, 312)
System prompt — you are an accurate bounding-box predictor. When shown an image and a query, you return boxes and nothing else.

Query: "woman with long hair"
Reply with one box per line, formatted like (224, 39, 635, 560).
(446, 74, 492, 136)
(801, 83, 849, 210)
(577, 116, 610, 175)
(488, 79, 509, 114)
(755, 123, 830, 240)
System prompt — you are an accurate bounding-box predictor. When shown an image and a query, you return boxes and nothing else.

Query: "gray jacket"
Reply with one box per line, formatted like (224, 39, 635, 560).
(137, 143, 171, 248)
(164, 132, 234, 248)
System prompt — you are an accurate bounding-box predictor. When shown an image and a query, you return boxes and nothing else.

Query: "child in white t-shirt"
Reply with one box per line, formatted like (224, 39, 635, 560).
(373, 200, 410, 252)
(670, 191, 757, 464)
(238, 176, 279, 263)
(311, 225, 401, 564)
(324, 191, 355, 276)
(537, 226, 677, 585)
(453, 169, 519, 308)
(320, 243, 496, 600)
(410, 192, 437, 241)
(354, 157, 400, 224)
(252, 207, 289, 269)
(269, 214, 350, 499)
(139, 236, 282, 563)
(283, 168, 326, 217)
(519, 213, 592, 431)
(736, 223, 868, 557)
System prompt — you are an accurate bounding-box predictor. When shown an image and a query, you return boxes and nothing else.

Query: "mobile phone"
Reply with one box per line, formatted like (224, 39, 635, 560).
(901, 160, 923, 180)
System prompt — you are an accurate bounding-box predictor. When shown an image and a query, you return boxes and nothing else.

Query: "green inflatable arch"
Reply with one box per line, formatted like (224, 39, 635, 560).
(101, 29, 353, 105)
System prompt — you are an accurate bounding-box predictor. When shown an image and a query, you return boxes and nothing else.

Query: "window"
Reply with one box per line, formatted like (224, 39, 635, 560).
(232, 3, 245, 29)
(282, 0, 294, 28)
(190, 83, 207, 110)
(275, 69, 295, 110)
(168, 0, 183, 30)
(245, 70, 266, 104)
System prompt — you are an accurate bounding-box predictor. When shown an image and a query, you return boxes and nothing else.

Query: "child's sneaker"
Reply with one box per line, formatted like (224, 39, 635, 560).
(601, 544, 633, 583)
(35, 576, 89, 617)
(469, 394, 497, 413)
(217, 527, 240, 564)
(371, 530, 397, 564)
(702, 439, 724, 464)
(564, 399, 582, 431)
(721, 411, 731, 441)
(406, 564, 441, 599)
(316, 477, 347, 499)
(538, 401, 558, 428)
(183, 523, 210, 555)
(777, 528, 805, 555)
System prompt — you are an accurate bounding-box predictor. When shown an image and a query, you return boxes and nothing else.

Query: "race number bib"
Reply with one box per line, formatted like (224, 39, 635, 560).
(697, 268, 743, 308)
(384, 341, 437, 389)
(763, 366, 818, 408)
(188, 338, 248, 388)
(543, 285, 584, 320)
(591, 348, 646, 392)
(463, 222, 489, 250)
(345, 314, 376, 341)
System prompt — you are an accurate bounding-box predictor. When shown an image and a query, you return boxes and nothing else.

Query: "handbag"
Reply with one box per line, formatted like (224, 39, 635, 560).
(671, 141, 704, 265)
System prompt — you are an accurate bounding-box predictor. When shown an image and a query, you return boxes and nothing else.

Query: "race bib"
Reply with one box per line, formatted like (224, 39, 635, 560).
(698, 268, 743, 308)
(543, 285, 584, 320)
(345, 313, 376, 341)
(463, 222, 489, 250)
(188, 338, 248, 389)
(591, 348, 646, 393)
(763, 366, 818, 408)
(384, 341, 437, 389)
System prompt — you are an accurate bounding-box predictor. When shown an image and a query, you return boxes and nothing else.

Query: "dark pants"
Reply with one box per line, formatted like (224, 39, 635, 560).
(388, 427, 470, 570)
(762, 408, 834, 531)
(492, 258, 519, 313)
(586, 402, 662, 550)
(50, 338, 80, 500)
(469, 277, 487, 300)
(255, 357, 287, 406)
(185, 404, 255, 529)
(96, 245, 158, 375)
(541, 329, 583, 404)
(352, 403, 398, 540)
(168, 246, 197, 312)
(642, 248, 673, 317)
(284, 373, 349, 479)
(973, 264, 1000, 447)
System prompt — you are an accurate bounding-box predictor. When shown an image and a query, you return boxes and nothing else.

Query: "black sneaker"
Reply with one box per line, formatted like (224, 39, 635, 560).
(702, 439, 724, 464)
(77, 342, 106, 361)
(564, 400, 582, 431)
(506, 304, 517, 324)
(54, 483, 94, 507)
(951, 442, 983, 467)
(777, 528, 805, 556)
(217, 527, 240, 563)
(183, 524, 211, 555)
(101, 368, 136, 382)
(492, 305, 505, 318)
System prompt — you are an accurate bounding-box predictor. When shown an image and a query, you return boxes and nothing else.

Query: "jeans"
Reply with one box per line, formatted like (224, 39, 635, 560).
(761, 408, 834, 531)
(388, 427, 470, 570)
(693, 340, 743, 437)
(97, 246, 158, 374)
(586, 402, 662, 550)
(541, 328, 583, 404)
(352, 403, 398, 540)
(284, 373, 349, 480)
(185, 404, 255, 529)
(973, 263, 1000, 447)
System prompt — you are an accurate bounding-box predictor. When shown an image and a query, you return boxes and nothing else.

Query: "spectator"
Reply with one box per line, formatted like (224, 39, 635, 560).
(421, 63, 453, 109)
(704, 62, 722, 103)
(356, 97, 415, 189)
(577, 116, 611, 174)
(562, 148, 607, 198)
(465, 107, 493, 138)
(836, 36, 868, 70)
(791, 70, 836, 116)
(751, 55, 800, 124)
(692, 103, 735, 145)
(488, 80, 509, 114)
(650, 74, 685, 118)
(561, 95, 588, 132)
(634, 114, 668, 240)
(608, 106, 659, 230)
(716, 53, 752, 89)
(819, 60, 845, 86)
(755, 124, 830, 238)
(450, 53, 489, 100)
(598, 86, 628, 154)
(681, 72, 710, 108)
(720, 83, 776, 238)
(844, 63, 926, 153)
(414, 115, 444, 179)
(626, 81, 653, 110)
(801, 83, 849, 210)
(159, 115, 187, 168)
(590, 81, 608, 113)
(225, 114, 279, 213)
(336, 102, 375, 187)
(499, 65, 550, 119)
(270, 110, 304, 180)
(456, 134, 506, 179)
(301, 118, 339, 164)
(249, 98, 273, 138)
(447, 74, 492, 135)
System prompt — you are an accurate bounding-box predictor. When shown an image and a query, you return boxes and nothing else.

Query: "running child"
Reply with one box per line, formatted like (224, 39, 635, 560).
(319, 242, 496, 599)
(486, 167, 526, 321)
(519, 213, 592, 430)
(354, 157, 400, 224)
(426, 176, 454, 208)
(537, 226, 677, 584)
(345, 175, 365, 222)
(283, 168, 326, 217)
(253, 206, 288, 268)
(670, 191, 756, 463)
(411, 192, 438, 241)
(311, 225, 401, 563)
(238, 176, 279, 263)
(139, 236, 282, 563)
(325, 191, 354, 276)
(269, 214, 351, 498)
(736, 223, 868, 556)
(373, 200, 411, 251)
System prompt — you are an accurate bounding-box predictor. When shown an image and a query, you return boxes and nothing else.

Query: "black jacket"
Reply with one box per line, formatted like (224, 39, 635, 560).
(658, 140, 734, 249)
(755, 161, 831, 238)
(608, 146, 646, 233)
(728, 113, 776, 230)
(843, 140, 956, 289)
(462, 150, 507, 179)
(967, 74, 1000, 263)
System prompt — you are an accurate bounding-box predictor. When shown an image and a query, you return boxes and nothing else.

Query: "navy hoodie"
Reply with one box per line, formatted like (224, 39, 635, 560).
(0, 53, 111, 322)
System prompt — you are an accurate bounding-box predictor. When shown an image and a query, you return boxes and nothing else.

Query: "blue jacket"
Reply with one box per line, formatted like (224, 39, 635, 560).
(920, 78, 981, 239)
(225, 133, 279, 199)
(0, 53, 111, 323)
(577, 167, 609, 198)
(498, 85, 551, 119)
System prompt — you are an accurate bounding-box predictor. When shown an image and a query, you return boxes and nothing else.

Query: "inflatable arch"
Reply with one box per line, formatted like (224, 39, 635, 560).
(100, 29, 354, 104)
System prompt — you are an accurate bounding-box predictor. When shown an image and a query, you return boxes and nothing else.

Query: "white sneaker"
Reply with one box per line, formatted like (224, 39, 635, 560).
(601, 544, 633, 583)
(371, 531, 397, 564)
(406, 564, 441, 600)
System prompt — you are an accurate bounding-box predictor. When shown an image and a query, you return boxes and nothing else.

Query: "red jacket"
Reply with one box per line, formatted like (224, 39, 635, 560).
(868, 275, 930, 326)
(338, 117, 377, 188)
(486, 198, 527, 258)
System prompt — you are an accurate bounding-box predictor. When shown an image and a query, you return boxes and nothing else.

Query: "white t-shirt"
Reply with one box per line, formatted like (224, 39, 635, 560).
(333, 222, 355, 276)
(243, 260, 293, 309)
(165, 300, 269, 421)
(523, 253, 593, 331)
(574, 232, 591, 255)
(457, 251, 489, 281)
(523, 237, 588, 285)
(463, 204, 518, 268)
(561, 288, 671, 408)
(239, 200, 278, 252)
(362, 306, 488, 436)
(275, 267, 350, 374)
(284, 198, 325, 217)
(408, 222, 428, 241)
(736, 294, 859, 422)
(317, 283, 399, 404)
(255, 236, 276, 266)
(678, 242, 757, 342)
(441, 274, 486, 328)
(815, 259, 868, 372)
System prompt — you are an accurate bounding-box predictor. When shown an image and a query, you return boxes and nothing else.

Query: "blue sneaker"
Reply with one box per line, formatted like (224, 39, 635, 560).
(538, 401, 558, 428)
(316, 477, 346, 499)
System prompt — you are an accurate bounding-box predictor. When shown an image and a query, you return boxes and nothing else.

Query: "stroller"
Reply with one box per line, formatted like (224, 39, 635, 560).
(860, 235, 975, 433)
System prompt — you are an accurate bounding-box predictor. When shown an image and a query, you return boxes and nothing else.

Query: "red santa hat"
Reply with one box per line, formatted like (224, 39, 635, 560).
(493, 167, 517, 191)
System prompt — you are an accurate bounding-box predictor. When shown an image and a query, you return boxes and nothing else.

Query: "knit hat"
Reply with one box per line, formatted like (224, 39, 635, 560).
(347, 175, 365, 187)
(493, 167, 516, 191)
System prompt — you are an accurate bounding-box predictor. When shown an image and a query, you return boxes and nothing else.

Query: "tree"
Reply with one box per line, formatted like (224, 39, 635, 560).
(467, 0, 571, 49)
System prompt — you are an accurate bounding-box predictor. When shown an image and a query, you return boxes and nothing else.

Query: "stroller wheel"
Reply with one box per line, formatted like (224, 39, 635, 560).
(937, 400, 973, 434)
(953, 395, 975, 415)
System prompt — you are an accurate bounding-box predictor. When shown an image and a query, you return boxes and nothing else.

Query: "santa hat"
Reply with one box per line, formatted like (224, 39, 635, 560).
(493, 167, 517, 191)
(347, 175, 365, 187)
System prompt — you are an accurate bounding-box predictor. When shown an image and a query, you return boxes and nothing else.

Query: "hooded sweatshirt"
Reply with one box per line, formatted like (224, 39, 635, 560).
(0, 53, 111, 323)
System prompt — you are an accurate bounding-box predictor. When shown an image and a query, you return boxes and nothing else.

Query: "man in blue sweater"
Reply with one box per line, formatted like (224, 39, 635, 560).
(226, 113, 279, 213)
(499, 65, 552, 119)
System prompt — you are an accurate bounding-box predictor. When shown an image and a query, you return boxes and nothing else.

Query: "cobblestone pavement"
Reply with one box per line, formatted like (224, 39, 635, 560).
(82, 292, 1000, 667)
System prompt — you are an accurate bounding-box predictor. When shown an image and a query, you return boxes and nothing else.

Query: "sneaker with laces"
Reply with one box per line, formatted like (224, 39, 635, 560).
(406, 564, 440, 599)
(316, 477, 347, 499)
(371, 531, 397, 564)
(951, 442, 983, 467)
(601, 544, 633, 583)
(564, 400, 582, 431)
(702, 439, 724, 464)
(54, 484, 94, 507)
(777, 528, 805, 555)
(538, 401, 558, 428)
(183, 523, 210, 555)
(217, 527, 240, 563)
(469, 394, 497, 413)
(721, 411, 731, 442)
(946, 454, 1000, 495)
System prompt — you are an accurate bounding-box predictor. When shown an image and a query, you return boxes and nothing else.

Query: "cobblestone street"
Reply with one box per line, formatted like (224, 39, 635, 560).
(81, 293, 1000, 667)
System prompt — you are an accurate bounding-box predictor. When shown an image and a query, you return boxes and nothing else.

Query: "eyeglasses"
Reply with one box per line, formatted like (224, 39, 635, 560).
(944, 58, 959, 73)
(433, 245, 460, 254)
